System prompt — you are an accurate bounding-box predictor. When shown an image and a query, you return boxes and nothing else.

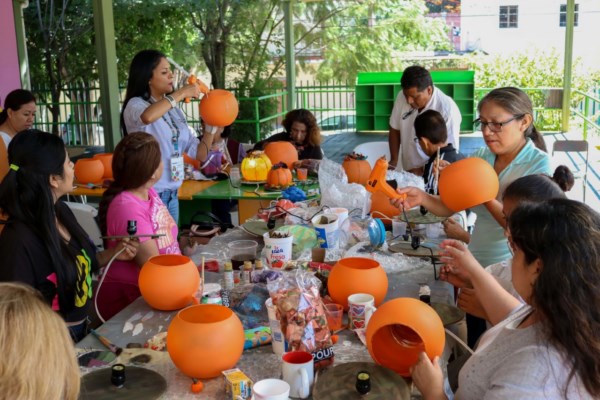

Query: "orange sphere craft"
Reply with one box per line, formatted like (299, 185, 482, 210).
(264, 141, 298, 169)
(366, 297, 445, 377)
(199, 89, 239, 127)
(93, 153, 113, 180)
(241, 151, 272, 182)
(167, 304, 245, 379)
(342, 152, 372, 185)
(138, 254, 200, 311)
(327, 257, 388, 310)
(438, 157, 499, 212)
(74, 158, 104, 185)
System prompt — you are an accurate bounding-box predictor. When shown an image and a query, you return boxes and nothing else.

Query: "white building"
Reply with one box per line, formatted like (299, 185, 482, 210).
(460, 0, 600, 68)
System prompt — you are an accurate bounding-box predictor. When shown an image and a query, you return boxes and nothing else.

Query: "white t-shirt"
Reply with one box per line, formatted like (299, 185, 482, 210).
(455, 304, 590, 399)
(123, 97, 199, 193)
(389, 86, 461, 171)
(0, 131, 12, 148)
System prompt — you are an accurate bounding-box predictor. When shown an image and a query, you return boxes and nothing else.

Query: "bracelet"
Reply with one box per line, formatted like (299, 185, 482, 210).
(164, 94, 177, 109)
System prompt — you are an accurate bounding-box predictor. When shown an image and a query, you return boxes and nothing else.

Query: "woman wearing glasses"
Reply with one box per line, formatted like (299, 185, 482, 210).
(392, 87, 550, 346)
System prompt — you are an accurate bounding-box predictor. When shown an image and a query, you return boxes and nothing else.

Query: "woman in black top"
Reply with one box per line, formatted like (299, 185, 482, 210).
(254, 108, 323, 160)
(0, 130, 137, 342)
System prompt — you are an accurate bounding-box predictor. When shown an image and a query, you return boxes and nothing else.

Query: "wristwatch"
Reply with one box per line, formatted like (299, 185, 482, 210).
(164, 94, 177, 109)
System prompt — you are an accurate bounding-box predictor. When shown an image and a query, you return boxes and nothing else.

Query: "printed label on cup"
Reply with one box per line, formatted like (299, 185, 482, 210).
(348, 293, 376, 331)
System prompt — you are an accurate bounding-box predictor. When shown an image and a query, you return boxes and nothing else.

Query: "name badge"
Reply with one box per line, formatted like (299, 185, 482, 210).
(170, 156, 184, 182)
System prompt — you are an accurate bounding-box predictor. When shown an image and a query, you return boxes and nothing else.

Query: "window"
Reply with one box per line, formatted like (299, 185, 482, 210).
(499, 5, 518, 28)
(560, 4, 579, 27)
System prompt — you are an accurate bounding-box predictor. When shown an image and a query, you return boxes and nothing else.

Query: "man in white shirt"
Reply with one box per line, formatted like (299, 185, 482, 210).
(388, 66, 461, 174)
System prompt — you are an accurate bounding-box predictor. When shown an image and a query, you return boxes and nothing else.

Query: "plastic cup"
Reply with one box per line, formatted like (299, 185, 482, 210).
(329, 207, 349, 226)
(227, 240, 258, 270)
(229, 166, 242, 187)
(324, 303, 344, 332)
(311, 213, 339, 249)
(296, 168, 308, 181)
(263, 232, 293, 268)
(392, 218, 407, 237)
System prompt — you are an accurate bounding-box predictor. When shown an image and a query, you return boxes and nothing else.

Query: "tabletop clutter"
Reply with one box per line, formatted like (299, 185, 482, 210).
(79, 155, 479, 400)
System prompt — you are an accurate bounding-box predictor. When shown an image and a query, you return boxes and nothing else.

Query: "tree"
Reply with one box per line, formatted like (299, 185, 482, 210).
(316, 0, 451, 82)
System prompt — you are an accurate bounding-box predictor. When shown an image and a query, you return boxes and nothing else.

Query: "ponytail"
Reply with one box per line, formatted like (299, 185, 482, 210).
(526, 124, 547, 152)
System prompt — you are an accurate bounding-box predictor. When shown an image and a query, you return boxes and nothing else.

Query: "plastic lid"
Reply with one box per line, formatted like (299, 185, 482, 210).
(224, 261, 233, 271)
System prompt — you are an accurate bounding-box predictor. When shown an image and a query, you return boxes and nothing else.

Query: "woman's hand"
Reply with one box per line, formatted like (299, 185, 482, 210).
(439, 264, 471, 289)
(442, 218, 471, 243)
(410, 353, 446, 400)
(114, 238, 139, 261)
(175, 83, 203, 102)
(458, 287, 488, 319)
(439, 239, 483, 283)
(390, 186, 425, 210)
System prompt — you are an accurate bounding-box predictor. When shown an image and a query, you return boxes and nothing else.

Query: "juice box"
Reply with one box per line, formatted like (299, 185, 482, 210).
(222, 368, 253, 400)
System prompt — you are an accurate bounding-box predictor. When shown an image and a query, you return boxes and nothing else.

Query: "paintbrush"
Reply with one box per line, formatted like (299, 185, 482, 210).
(90, 329, 123, 356)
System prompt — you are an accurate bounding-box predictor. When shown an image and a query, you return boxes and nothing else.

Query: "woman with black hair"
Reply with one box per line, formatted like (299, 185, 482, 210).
(121, 49, 205, 223)
(0, 130, 137, 341)
(0, 89, 36, 147)
(412, 199, 600, 399)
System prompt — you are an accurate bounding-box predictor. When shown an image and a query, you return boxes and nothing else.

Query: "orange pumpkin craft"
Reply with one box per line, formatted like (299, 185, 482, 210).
(342, 152, 372, 185)
(266, 162, 293, 189)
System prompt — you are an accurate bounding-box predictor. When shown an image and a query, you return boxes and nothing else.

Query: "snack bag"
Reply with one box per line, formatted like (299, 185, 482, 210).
(267, 270, 334, 370)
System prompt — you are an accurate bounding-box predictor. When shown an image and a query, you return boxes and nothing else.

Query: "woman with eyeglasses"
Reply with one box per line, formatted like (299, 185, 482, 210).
(392, 87, 550, 347)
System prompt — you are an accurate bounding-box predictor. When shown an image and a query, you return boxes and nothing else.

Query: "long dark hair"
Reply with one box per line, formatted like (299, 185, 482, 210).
(0, 89, 36, 125)
(98, 132, 161, 235)
(121, 49, 166, 136)
(282, 108, 321, 147)
(0, 130, 90, 313)
(508, 199, 600, 397)
(478, 87, 547, 152)
(502, 169, 568, 203)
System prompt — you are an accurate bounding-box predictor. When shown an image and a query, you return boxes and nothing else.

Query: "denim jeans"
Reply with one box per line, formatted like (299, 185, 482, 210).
(158, 189, 179, 224)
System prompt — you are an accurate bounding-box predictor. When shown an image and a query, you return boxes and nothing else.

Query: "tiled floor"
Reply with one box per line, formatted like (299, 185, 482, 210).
(322, 130, 599, 208)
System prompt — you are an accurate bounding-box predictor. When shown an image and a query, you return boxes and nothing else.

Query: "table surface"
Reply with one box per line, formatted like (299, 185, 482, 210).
(192, 179, 320, 200)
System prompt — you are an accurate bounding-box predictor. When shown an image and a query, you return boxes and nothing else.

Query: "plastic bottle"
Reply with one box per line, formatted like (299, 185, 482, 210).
(254, 259, 264, 271)
(223, 261, 234, 290)
(242, 261, 253, 284)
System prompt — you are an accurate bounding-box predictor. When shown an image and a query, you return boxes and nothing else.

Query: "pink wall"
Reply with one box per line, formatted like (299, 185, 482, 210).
(0, 1, 23, 107)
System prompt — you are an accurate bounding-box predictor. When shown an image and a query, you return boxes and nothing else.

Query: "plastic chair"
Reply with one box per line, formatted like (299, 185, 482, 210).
(65, 201, 103, 250)
(353, 141, 392, 168)
(552, 140, 588, 201)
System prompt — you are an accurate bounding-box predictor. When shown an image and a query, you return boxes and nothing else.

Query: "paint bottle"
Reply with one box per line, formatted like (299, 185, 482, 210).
(223, 261, 234, 290)
(242, 261, 253, 284)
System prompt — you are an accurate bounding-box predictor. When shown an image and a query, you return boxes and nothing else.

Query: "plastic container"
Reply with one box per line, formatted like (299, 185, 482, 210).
(263, 232, 293, 268)
(227, 240, 258, 270)
(311, 213, 339, 249)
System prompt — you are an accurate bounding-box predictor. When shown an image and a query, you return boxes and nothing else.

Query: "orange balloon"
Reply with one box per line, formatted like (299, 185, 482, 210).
(343, 158, 372, 185)
(199, 89, 239, 127)
(369, 190, 400, 223)
(138, 254, 200, 311)
(438, 157, 499, 212)
(167, 304, 245, 379)
(366, 298, 445, 377)
(74, 158, 104, 184)
(327, 257, 388, 310)
(264, 141, 298, 169)
(93, 153, 113, 179)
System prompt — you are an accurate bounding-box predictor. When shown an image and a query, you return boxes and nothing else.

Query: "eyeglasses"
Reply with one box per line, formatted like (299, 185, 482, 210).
(474, 114, 525, 133)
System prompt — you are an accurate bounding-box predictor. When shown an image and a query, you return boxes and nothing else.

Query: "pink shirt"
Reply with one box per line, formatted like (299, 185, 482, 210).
(104, 188, 180, 285)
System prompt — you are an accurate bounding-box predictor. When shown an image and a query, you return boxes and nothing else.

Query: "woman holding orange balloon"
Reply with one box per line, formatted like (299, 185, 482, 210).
(121, 49, 207, 223)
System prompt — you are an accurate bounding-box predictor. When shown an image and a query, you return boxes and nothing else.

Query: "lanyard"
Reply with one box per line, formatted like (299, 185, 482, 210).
(162, 110, 181, 155)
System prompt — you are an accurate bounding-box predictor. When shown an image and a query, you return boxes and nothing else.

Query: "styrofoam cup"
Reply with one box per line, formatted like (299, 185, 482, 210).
(329, 207, 349, 226)
(311, 213, 339, 249)
(266, 298, 285, 355)
(263, 232, 293, 268)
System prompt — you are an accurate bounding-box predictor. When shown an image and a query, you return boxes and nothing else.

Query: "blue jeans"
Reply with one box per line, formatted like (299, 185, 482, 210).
(158, 189, 179, 224)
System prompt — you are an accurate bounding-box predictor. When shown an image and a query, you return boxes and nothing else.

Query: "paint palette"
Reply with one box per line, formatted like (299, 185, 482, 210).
(80, 365, 167, 400)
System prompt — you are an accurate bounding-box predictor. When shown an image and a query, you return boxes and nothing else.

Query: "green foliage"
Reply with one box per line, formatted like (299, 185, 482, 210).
(232, 78, 283, 143)
(316, 0, 451, 82)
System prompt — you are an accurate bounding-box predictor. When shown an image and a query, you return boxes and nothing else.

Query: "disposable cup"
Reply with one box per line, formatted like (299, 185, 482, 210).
(328, 207, 349, 226)
(324, 303, 344, 332)
(311, 213, 339, 249)
(265, 298, 286, 355)
(263, 232, 293, 268)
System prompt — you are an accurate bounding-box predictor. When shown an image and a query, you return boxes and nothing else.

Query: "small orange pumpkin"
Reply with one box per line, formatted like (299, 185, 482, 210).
(267, 163, 293, 187)
(241, 151, 272, 181)
(343, 152, 371, 185)
(264, 141, 298, 169)
(93, 153, 113, 180)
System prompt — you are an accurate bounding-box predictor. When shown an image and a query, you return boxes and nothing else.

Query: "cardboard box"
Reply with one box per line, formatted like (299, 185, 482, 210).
(222, 368, 253, 400)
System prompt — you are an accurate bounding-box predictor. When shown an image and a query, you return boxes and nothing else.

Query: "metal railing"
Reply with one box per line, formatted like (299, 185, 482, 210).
(29, 82, 598, 147)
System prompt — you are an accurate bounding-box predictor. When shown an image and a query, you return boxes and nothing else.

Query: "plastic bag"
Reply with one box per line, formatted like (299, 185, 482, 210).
(318, 158, 370, 215)
(267, 270, 334, 370)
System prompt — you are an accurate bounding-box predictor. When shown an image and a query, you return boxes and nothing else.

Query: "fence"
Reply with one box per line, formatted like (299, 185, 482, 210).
(29, 82, 597, 147)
